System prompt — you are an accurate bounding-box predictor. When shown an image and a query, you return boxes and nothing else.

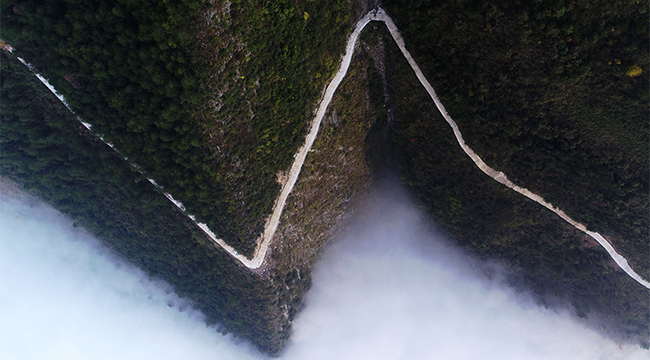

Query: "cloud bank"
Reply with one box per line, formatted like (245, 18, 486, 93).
(1, 180, 647, 359)
(0, 191, 262, 360)
(281, 183, 648, 359)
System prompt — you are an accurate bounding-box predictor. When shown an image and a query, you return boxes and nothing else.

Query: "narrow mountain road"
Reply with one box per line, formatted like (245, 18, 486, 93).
(375, 10, 650, 289)
(7, 9, 649, 290)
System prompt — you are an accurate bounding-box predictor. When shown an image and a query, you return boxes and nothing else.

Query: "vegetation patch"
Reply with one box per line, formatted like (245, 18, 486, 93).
(384, 0, 648, 341)
(2, 0, 351, 256)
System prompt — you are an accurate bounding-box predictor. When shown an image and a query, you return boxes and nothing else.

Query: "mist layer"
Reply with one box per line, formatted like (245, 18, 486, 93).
(0, 192, 262, 360)
(281, 183, 647, 360)
(1, 181, 647, 359)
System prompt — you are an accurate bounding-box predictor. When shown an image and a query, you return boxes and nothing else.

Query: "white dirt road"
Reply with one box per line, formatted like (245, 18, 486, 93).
(8, 9, 649, 289)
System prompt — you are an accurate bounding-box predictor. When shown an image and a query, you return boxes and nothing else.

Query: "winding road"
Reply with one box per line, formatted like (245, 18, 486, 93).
(7, 8, 649, 289)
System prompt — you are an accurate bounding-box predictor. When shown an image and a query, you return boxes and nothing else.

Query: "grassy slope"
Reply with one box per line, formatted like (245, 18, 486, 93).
(268, 32, 377, 325)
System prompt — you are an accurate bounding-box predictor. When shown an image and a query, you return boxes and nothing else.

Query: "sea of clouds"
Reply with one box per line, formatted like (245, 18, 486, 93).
(1, 180, 647, 360)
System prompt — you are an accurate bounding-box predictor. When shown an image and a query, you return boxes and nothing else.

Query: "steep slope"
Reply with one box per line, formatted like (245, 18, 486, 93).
(1, 1, 380, 354)
(384, 0, 648, 342)
(2, 0, 351, 256)
(2, 0, 648, 352)
(1, 51, 288, 353)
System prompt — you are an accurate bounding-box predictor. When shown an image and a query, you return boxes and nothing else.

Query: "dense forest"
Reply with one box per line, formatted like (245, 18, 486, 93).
(382, 0, 648, 342)
(384, 0, 648, 276)
(2, 0, 648, 353)
(1, 50, 296, 355)
(1, 1, 375, 354)
(1, 0, 351, 256)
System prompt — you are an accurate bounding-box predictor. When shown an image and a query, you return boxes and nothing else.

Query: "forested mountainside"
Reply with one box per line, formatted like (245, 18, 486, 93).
(1, 51, 293, 354)
(383, 0, 648, 342)
(2, 0, 648, 354)
(1, 0, 350, 256)
(1, 1, 378, 354)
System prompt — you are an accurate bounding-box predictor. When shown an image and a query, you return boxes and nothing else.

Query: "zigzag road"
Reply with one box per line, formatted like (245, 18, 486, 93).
(7, 9, 649, 289)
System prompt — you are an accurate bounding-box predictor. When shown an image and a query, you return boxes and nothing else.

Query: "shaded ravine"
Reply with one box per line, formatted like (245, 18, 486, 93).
(4, 9, 649, 289)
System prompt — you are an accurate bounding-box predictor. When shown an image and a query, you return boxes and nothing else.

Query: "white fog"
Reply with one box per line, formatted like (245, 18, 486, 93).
(1, 180, 647, 359)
